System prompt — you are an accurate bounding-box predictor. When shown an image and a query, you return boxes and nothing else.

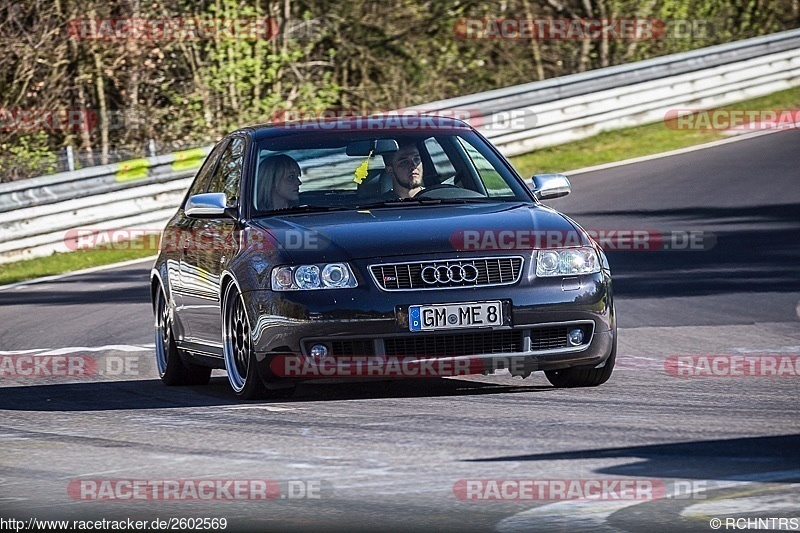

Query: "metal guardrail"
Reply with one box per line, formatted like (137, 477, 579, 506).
(0, 147, 211, 213)
(414, 28, 800, 154)
(3, 29, 800, 263)
(0, 147, 211, 263)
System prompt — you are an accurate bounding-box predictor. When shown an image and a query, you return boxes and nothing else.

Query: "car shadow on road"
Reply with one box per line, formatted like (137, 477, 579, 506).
(465, 433, 800, 481)
(0, 375, 553, 411)
(0, 284, 151, 307)
(0, 265, 153, 307)
(571, 203, 800, 298)
(471, 434, 800, 533)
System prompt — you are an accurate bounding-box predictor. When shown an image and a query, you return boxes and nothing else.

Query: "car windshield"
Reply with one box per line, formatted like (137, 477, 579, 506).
(251, 130, 531, 214)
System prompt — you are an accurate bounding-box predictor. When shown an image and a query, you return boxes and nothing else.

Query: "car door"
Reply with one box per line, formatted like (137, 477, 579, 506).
(181, 136, 246, 347)
(170, 139, 228, 344)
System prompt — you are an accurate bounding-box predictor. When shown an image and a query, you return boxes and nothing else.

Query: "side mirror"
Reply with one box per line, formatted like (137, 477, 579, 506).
(531, 173, 571, 200)
(185, 192, 233, 218)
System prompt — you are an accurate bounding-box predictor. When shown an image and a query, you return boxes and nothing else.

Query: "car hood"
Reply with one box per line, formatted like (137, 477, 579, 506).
(250, 203, 587, 263)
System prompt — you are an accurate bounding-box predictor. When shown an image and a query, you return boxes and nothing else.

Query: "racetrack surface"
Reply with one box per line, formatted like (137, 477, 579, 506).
(1, 130, 799, 532)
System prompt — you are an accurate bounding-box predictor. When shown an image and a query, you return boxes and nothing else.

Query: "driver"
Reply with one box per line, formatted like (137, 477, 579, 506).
(382, 142, 424, 199)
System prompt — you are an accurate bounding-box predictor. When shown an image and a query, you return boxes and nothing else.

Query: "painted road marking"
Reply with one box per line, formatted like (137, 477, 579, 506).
(495, 469, 800, 532)
(0, 344, 153, 356)
(226, 405, 307, 412)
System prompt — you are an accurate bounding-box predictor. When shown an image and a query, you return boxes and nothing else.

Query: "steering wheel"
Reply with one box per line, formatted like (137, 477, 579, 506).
(415, 184, 487, 199)
(415, 184, 461, 197)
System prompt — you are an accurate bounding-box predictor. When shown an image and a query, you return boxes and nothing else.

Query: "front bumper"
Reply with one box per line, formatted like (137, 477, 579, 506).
(240, 262, 614, 383)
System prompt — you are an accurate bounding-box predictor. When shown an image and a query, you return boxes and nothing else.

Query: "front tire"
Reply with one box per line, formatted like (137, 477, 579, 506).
(154, 288, 212, 386)
(222, 284, 296, 400)
(545, 334, 616, 388)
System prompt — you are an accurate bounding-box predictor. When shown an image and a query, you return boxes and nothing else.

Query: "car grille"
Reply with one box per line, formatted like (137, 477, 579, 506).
(330, 339, 376, 356)
(370, 257, 524, 290)
(530, 324, 593, 351)
(383, 330, 523, 357)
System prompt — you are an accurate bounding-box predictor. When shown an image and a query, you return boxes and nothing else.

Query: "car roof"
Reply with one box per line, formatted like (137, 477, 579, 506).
(233, 115, 475, 141)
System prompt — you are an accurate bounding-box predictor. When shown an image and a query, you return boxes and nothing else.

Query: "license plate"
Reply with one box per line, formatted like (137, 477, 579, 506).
(409, 301, 503, 332)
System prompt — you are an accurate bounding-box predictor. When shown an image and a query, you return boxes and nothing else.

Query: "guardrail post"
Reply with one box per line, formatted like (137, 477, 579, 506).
(66, 146, 75, 172)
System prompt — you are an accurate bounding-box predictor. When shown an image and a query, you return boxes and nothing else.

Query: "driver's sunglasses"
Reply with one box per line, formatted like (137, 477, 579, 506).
(395, 155, 422, 169)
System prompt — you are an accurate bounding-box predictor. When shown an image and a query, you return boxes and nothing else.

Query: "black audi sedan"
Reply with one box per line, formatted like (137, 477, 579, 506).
(150, 116, 616, 400)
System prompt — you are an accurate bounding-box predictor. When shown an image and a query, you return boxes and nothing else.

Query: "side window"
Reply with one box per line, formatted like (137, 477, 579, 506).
(458, 137, 514, 197)
(183, 140, 228, 207)
(424, 137, 456, 184)
(206, 137, 245, 208)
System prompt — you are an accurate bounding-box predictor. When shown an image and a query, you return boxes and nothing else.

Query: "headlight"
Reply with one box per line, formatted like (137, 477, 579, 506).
(295, 265, 321, 289)
(535, 247, 600, 277)
(271, 263, 358, 291)
(321, 263, 351, 288)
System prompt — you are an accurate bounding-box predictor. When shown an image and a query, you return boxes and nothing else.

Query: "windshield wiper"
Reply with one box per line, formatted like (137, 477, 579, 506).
(425, 197, 502, 204)
(356, 198, 443, 209)
(356, 197, 505, 209)
(265, 204, 350, 214)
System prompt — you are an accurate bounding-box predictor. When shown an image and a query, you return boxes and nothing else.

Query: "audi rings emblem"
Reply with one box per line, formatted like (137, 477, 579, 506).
(421, 264, 479, 284)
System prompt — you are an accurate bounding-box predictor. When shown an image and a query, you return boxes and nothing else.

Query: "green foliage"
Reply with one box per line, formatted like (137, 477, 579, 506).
(0, 133, 57, 183)
(0, 0, 798, 181)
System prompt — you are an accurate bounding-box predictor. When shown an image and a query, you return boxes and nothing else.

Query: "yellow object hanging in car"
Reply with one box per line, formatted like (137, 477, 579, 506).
(353, 150, 373, 184)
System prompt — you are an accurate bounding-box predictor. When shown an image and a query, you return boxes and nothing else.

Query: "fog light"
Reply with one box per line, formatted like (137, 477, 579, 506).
(310, 344, 328, 359)
(568, 328, 584, 346)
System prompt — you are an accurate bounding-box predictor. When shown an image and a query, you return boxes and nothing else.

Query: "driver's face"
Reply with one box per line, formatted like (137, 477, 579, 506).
(389, 146, 423, 190)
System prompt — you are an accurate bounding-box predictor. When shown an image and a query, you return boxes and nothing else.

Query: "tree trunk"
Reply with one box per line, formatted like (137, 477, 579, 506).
(597, 0, 609, 68)
(578, 0, 594, 72)
(77, 83, 95, 167)
(524, 0, 545, 81)
(127, 0, 140, 145)
(93, 50, 109, 165)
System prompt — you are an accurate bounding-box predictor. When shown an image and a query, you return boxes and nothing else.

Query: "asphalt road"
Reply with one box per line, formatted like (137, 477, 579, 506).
(1, 130, 799, 532)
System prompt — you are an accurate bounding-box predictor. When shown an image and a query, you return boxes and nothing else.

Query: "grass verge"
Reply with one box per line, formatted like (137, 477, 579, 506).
(0, 242, 156, 286)
(509, 86, 800, 177)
